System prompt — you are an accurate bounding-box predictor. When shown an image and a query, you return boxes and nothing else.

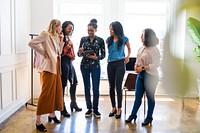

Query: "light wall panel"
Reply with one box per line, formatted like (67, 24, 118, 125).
(0, 74, 2, 109)
(16, 66, 29, 100)
(0, 0, 31, 124)
(0, 0, 12, 55)
(15, 0, 29, 54)
(1, 71, 13, 109)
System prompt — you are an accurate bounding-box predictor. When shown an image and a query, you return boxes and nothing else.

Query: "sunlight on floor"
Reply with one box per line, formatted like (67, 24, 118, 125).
(65, 97, 105, 101)
(126, 97, 175, 102)
(65, 97, 175, 102)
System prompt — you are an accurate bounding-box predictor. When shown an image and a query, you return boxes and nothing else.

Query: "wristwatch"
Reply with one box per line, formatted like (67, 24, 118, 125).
(142, 66, 144, 70)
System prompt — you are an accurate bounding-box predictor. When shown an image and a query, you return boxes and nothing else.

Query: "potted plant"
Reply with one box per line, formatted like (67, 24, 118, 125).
(186, 17, 200, 98)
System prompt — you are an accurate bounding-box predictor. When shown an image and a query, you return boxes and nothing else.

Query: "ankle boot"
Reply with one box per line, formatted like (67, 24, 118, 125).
(61, 105, 70, 117)
(48, 116, 61, 123)
(125, 115, 137, 123)
(70, 102, 82, 112)
(142, 117, 153, 126)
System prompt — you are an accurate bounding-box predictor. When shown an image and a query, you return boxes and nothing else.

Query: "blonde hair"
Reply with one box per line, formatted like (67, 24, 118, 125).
(47, 19, 61, 36)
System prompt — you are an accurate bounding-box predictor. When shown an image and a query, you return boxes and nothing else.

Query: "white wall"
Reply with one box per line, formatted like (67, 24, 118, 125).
(184, 2, 200, 96)
(30, 0, 53, 33)
(0, 0, 54, 124)
(165, 0, 200, 97)
(30, 0, 53, 97)
(178, 0, 200, 97)
(0, 0, 30, 124)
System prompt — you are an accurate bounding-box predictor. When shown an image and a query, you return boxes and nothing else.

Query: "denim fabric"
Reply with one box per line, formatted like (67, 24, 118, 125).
(131, 71, 158, 117)
(81, 66, 101, 111)
(107, 36, 128, 62)
(107, 60, 125, 108)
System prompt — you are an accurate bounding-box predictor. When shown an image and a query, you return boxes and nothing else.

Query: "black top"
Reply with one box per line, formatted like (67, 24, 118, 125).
(78, 36, 105, 69)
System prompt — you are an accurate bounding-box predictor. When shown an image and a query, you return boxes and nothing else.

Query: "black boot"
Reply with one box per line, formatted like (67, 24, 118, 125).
(125, 115, 137, 123)
(142, 117, 153, 126)
(61, 104, 70, 117)
(48, 116, 61, 123)
(70, 102, 82, 112)
(70, 84, 82, 112)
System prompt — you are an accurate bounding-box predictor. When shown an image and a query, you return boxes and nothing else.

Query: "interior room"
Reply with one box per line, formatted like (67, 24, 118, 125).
(0, 0, 200, 132)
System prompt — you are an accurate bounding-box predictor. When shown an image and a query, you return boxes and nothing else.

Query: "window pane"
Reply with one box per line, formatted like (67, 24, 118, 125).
(124, 1, 169, 58)
(124, 15, 167, 57)
(54, 1, 106, 79)
(125, 1, 169, 15)
(60, 3, 102, 15)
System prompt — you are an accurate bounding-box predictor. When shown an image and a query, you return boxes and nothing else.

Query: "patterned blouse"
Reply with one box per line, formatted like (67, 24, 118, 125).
(78, 36, 105, 69)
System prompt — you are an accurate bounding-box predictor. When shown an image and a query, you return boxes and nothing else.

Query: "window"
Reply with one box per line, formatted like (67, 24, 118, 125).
(123, 0, 170, 58)
(54, 0, 107, 78)
(54, 0, 170, 80)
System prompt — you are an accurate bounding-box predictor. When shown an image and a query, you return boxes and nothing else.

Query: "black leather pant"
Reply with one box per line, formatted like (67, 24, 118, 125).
(107, 60, 125, 108)
(61, 56, 78, 103)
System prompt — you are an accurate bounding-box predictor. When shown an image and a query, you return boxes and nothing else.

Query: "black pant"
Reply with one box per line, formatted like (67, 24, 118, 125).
(61, 56, 78, 103)
(107, 60, 125, 108)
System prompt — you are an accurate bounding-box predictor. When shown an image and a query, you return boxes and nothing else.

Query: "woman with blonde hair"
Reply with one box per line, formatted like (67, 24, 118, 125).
(28, 19, 64, 132)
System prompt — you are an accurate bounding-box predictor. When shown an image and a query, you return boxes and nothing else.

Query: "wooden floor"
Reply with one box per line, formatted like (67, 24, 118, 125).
(0, 95, 200, 133)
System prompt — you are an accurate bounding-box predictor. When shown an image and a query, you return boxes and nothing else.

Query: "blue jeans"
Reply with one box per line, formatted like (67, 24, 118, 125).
(81, 66, 101, 111)
(107, 60, 125, 108)
(131, 71, 158, 118)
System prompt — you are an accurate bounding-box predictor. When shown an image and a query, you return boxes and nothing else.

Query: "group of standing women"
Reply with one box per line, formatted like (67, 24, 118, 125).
(28, 18, 160, 132)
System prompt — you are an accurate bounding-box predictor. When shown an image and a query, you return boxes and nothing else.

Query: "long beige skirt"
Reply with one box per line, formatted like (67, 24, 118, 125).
(36, 59, 63, 115)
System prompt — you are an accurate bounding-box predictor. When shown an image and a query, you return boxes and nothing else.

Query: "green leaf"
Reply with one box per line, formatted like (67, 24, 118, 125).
(193, 46, 200, 62)
(186, 17, 200, 45)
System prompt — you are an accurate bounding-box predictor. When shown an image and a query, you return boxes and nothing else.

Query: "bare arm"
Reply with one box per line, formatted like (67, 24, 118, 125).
(124, 41, 131, 64)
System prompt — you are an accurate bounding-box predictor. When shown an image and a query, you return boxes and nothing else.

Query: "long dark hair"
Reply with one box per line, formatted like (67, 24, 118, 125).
(106, 21, 124, 50)
(62, 21, 74, 42)
(143, 28, 159, 47)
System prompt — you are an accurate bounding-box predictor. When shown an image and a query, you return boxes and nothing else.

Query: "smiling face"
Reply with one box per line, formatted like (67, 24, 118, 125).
(55, 24, 62, 34)
(109, 25, 114, 36)
(87, 25, 96, 38)
(48, 19, 62, 36)
(65, 24, 74, 36)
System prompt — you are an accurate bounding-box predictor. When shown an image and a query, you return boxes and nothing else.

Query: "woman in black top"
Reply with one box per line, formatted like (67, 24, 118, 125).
(78, 19, 105, 118)
(61, 21, 82, 117)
